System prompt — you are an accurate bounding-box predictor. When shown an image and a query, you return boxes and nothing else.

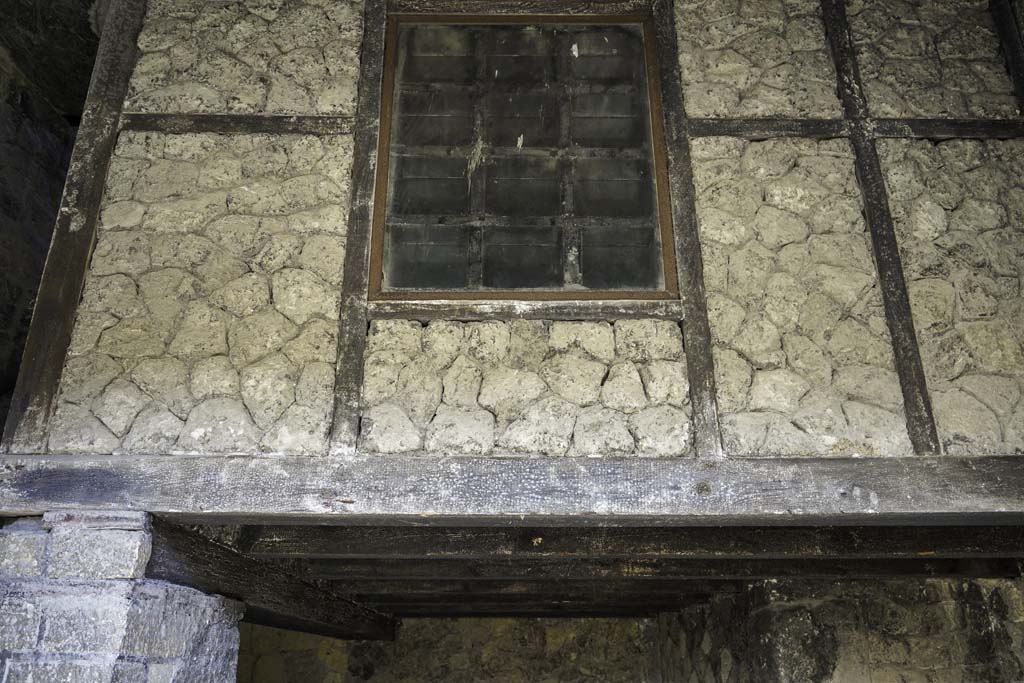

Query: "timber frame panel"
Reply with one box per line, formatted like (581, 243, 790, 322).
(1, 0, 1023, 531)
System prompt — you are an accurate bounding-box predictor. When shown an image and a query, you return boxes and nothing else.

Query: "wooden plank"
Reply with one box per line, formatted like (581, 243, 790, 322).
(303, 557, 1022, 580)
(366, 299, 687, 321)
(244, 525, 1024, 560)
(146, 519, 397, 640)
(688, 118, 849, 139)
(386, 0, 651, 14)
(650, 0, 723, 458)
(872, 118, 1024, 140)
(990, 0, 1024, 110)
(820, 0, 942, 455)
(3, 455, 1024, 525)
(329, 0, 388, 457)
(120, 113, 356, 135)
(0, 0, 146, 454)
(318, 579, 740, 596)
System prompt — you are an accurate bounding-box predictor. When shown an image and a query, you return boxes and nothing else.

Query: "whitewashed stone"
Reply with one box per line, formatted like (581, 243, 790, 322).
(167, 301, 229, 359)
(424, 405, 496, 454)
(177, 398, 260, 453)
(640, 360, 690, 407)
(600, 362, 647, 414)
(240, 353, 297, 429)
(362, 351, 406, 407)
(97, 319, 165, 359)
(540, 353, 607, 406)
(395, 357, 442, 428)
(442, 355, 482, 408)
(749, 369, 810, 413)
(615, 320, 684, 362)
(478, 367, 548, 427)
(272, 268, 339, 324)
(465, 322, 510, 364)
(60, 354, 123, 405)
(229, 309, 299, 366)
(283, 319, 337, 365)
(629, 405, 691, 457)
(498, 396, 578, 456)
(549, 322, 615, 363)
(262, 404, 330, 454)
(843, 401, 913, 456)
(296, 362, 334, 408)
(190, 356, 240, 400)
(361, 404, 422, 453)
(834, 365, 904, 412)
(507, 320, 549, 370)
(121, 406, 185, 453)
(933, 389, 1003, 455)
(422, 321, 464, 369)
(48, 404, 120, 454)
(572, 406, 635, 457)
(297, 235, 346, 285)
(92, 380, 150, 437)
(210, 273, 270, 317)
(713, 348, 752, 413)
(367, 320, 421, 357)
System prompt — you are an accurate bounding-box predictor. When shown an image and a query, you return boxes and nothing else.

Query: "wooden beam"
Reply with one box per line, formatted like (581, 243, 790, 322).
(146, 519, 397, 640)
(688, 118, 848, 139)
(120, 113, 355, 135)
(3, 455, 1024, 525)
(321, 579, 741, 596)
(301, 557, 1022, 581)
(1, 0, 146, 454)
(243, 525, 1024, 560)
(872, 118, 1024, 139)
(990, 0, 1024, 110)
(366, 299, 686, 321)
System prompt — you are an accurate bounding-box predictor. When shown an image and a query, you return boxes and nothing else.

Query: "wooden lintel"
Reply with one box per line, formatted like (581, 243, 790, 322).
(2, 455, 1024, 525)
(146, 519, 397, 640)
(687, 118, 849, 139)
(243, 525, 1024, 560)
(366, 298, 686, 321)
(120, 113, 356, 135)
(300, 557, 1022, 581)
(872, 118, 1024, 140)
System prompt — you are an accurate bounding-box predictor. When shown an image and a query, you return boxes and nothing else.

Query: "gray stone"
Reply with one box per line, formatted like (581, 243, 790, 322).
(91, 379, 150, 436)
(48, 403, 121, 454)
(749, 369, 811, 413)
(498, 396, 578, 456)
(614, 320, 684, 361)
(80, 274, 145, 318)
(629, 405, 691, 457)
(121, 406, 185, 453)
(60, 353, 123, 405)
(191, 356, 241, 400)
(282, 319, 337, 365)
(262, 404, 330, 454)
(395, 357, 443, 428)
(600, 362, 648, 414)
(958, 321, 1024, 375)
(97, 319, 166, 358)
(933, 389, 1003, 455)
(90, 230, 152, 277)
(297, 235, 346, 285)
(361, 403, 422, 453)
(272, 268, 339, 324)
(478, 367, 549, 427)
(507, 320, 549, 370)
(572, 406, 635, 457)
(549, 321, 615, 363)
(177, 398, 261, 453)
(137, 268, 199, 342)
(362, 351, 407, 406)
(422, 320, 464, 369)
(168, 301, 230, 359)
(210, 273, 271, 317)
(465, 322, 510, 364)
(367, 320, 422, 357)
(229, 309, 299, 366)
(640, 360, 691, 407)
(131, 357, 194, 418)
(442, 355, 483, 408)
(295, 362, 334, 409)
(713, 347, 753, 413)
(843, 401, 914, 456)
(240, 353, 297, 429)
(0, 520, 47, 578)
(834, 365, 904, 412)
(46, 528, 151, 580)
(540, 353, 607, 406)
(424, 405, 496, 454)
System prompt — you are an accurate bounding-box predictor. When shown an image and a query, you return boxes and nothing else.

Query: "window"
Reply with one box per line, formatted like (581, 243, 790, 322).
(368, 15, 679, 300)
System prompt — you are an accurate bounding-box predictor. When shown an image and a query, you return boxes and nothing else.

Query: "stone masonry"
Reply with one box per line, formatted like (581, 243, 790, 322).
(0, 513, 242, 683)
(126, 0, 363, 116)
(48, 131, 353, 455)
(880, 138, 1024, 455)
(848, 0, 1020, 118)
(360, 319, 692, 457)
(674, 0, 842, 118)
(693, 136, 912, 456)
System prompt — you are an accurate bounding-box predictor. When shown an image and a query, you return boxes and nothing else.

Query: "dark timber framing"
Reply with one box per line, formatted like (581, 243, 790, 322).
(820, 0, 941, 455)
(0, 0, 147, 454)
(3, 455, 1024, 525)
(146, 519, 397, 640)
(991, 0, 1024, 109)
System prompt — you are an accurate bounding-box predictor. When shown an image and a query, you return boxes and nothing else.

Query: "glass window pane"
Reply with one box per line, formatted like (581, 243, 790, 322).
(386, 224, 470, 289)
(482, 225, 562, 288)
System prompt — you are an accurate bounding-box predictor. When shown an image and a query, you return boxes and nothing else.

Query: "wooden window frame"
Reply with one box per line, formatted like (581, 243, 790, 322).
(367, 13, 680, 301)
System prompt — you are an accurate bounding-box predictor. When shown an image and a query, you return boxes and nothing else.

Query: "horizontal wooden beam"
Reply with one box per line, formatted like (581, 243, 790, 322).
(366, 298, 686, 321)
(320, 579, 741, 596)
(300, 557, 1022, 581)
(147, 520, 397, 640)
(3, 455, 1024, 525)
(243, 525, 1024, 560)
(688, 118, 848, 139)
(871, 118, 1024, 139)
(120, 113, 356, 135)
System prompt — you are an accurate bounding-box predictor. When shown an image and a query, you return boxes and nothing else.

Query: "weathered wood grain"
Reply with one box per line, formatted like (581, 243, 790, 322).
(990, 0, 1024, 110)
(872, 118, 1024, 139)
(2, 455, 1024, 525)
(147, 519, 397, 640)
(366, 299, 687, 321)
(651, 0, 724, 458)
(121, 113, 356, 135)
(820, 0, 942, 455)
(688, 118, 849, 139)
(243, 525, 1024, 560)
(0, 0, 147, 454)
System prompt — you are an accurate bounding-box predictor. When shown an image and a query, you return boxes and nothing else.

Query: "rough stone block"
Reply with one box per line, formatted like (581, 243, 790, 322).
(45, 529, 151, 580)
(0, 519, 48, 578)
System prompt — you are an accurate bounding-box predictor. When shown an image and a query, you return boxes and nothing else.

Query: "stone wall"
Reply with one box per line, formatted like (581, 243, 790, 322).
(0, 51, 73, 426)
(0, 513, 243, 683)
(674, 0, 842, 117)
(655, 579, 1024, 683)
(360, 320, 692, 456)
(879, 139, 1024, 455)
(47, 131, 352, 455)
(693, 137, 911, 456)
(238, 618, 659, 682)
(848, 0, 1019, 118)
(126, 0, 363, 116)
